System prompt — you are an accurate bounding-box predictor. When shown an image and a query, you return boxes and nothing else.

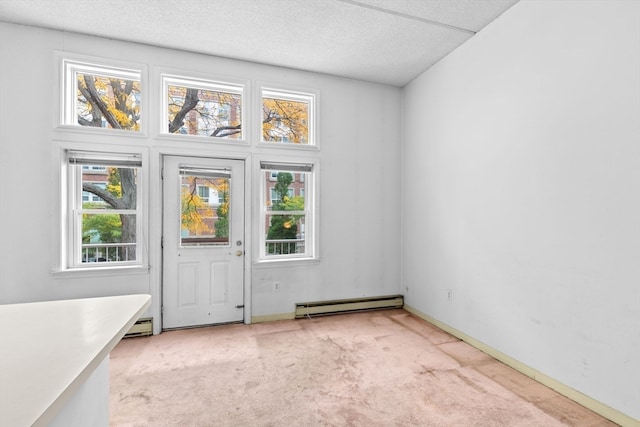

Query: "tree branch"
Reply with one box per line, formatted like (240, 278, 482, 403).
(77, 83, 104, 127)
(83, 75, 122, 129)
(168, 88, 200, 133)
(211, 124, 242, 138)
(83, 183, 124, 209)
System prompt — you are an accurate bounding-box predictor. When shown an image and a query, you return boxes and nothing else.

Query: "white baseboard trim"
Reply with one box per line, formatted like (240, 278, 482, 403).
(403, 304, 639, 427)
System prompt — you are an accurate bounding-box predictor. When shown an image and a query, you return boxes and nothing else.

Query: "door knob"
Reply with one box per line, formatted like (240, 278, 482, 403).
(235, 250, 244, 256)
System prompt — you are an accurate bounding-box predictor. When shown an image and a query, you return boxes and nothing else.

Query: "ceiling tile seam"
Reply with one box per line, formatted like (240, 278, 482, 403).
(335, 0, 477, 35)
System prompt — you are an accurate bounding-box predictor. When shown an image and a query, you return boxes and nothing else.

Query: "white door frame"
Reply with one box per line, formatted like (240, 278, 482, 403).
(159, 153, 252, 329)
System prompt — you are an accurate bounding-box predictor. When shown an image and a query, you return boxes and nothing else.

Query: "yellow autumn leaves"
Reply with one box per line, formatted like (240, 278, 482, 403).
(77, 75, 310, 144)
(262, 97, 309, 144)
(77, 74, 141, 131)
(180, 177, 229, 236)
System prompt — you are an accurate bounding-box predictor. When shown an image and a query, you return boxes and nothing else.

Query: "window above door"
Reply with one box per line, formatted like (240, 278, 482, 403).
(161, 74, 246, 142)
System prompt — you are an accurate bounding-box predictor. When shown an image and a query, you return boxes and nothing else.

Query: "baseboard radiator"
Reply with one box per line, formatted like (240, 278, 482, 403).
(295, 295, 403, 319)
(125, 317, 153, 338)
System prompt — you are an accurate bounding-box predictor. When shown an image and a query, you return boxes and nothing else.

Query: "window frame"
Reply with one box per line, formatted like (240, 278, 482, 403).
(258, 85, 318, 149)
(59, 55, 146, 136)
(257, 159, 318, 262)
(160, 73, 248, 143)
(61, 149, 147, 271)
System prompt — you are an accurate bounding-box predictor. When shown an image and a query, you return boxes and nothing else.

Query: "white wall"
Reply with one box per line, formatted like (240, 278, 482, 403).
(0, 23, 401, 321)
(402, 0, 639, 420)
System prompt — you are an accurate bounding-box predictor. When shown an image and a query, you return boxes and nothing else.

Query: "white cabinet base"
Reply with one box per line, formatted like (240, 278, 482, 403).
(48, 357, 109, 427)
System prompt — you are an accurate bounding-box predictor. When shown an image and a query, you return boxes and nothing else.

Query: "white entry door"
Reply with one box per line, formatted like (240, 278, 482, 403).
(162, 156, 245, 329)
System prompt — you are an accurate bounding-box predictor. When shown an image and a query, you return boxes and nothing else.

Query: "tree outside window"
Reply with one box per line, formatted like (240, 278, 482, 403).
(266, 172, 304, 254)
(261, 163, 313, 259)
(261, 89, 314, 145)
(75, 71, 141, 131)
(69, 65, 142, 264)
(167, 83, 242, 138)
(180, 172, 230, 246)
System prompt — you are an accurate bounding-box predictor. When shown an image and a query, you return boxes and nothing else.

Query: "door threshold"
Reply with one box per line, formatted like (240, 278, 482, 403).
(162, 320, 244, 332)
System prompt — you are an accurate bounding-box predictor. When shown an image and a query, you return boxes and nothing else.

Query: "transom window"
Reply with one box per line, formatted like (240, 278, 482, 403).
(63, 59, 142, 131)
(261, 89, 315, 145)
(162, 75, 244, 139)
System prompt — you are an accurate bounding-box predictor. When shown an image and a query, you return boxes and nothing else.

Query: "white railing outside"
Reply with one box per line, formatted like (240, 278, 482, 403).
(82, 243, 136, 263)
(84, 240, 304, 261)
(265, 238, 305, 255)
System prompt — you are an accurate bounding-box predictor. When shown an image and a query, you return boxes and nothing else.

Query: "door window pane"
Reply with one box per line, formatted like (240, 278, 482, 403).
(180, 168, 230, 246)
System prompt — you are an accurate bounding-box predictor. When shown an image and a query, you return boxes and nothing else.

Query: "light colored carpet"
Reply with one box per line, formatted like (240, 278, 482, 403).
(110, 309, 616, 426)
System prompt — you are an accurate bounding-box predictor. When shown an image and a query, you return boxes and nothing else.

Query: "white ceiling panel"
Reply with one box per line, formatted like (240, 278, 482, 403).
(0, 0, 519, 87)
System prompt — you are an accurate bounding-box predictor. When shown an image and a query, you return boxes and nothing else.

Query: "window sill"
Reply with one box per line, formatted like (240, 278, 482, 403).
(256, 142, 319, 151)
(52, 265, 150, 279)
(154, 133, 250, 146)
(54, 125, 148, 139)
(253, 257, 319, 269)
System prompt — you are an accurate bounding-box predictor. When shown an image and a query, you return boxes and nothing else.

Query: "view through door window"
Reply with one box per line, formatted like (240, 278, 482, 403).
(179, 167, 231, 247)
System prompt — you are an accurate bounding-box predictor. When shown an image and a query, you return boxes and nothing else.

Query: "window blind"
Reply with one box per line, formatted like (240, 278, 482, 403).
(179, 167, 231, 179)
(67, 150, 142, 167)
(260, 162, 313, 172)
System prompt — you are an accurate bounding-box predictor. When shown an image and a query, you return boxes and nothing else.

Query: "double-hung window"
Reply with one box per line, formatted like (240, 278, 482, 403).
(260, 162, 315, 260)
(65, 150, 143, 268)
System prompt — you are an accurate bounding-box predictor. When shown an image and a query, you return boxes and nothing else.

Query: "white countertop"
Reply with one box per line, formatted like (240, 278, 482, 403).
(0, 294, 151, 427)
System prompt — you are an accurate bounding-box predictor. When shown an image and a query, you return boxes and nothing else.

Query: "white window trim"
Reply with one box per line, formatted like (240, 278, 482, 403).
(256, 157, 319, 263)
(158, 71, 249, 144)
(56, 52, 147, 137)
(54, 145, 149, 273)
(257, 83, 319, 150)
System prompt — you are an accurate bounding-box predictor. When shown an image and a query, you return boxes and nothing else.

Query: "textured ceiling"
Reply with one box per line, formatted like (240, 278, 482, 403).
(0, 0, 519, 87)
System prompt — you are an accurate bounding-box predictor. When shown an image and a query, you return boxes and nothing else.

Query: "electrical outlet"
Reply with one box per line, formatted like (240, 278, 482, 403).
(274, 282, 280, 292)
(447, 289, 453, 301)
